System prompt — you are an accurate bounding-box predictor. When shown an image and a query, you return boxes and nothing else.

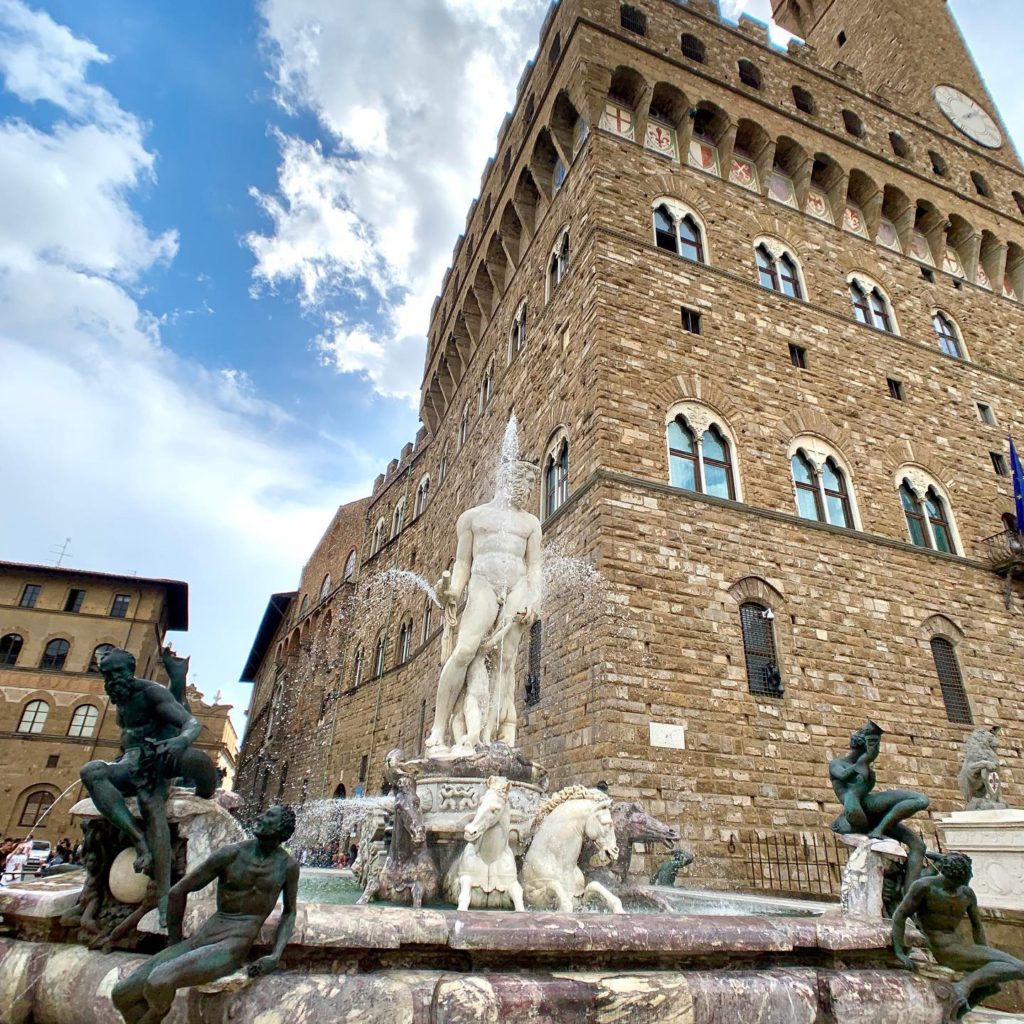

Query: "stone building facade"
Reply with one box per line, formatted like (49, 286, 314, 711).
(237, 0, 1024, 884)
(0, 561, 237, 846)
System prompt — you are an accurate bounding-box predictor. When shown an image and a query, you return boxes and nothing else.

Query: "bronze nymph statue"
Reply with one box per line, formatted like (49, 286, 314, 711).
(112, 803, 300, 1024)
(829, 720, 929, 889)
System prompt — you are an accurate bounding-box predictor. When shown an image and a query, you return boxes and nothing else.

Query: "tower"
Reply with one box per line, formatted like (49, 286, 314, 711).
(241, 0, 1024, 889)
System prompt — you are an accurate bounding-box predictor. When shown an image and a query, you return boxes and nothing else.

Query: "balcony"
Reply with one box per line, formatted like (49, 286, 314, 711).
(980, 529, 1024, 607)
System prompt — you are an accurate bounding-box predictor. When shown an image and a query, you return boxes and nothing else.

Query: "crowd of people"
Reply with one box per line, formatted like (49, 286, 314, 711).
(0, 835, 79, 883)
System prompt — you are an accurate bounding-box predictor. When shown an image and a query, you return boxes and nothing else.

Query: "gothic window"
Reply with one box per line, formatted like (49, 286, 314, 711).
(755, 244, 803, 299)
(543, 435, 570, 518)
(547, 232, 570, 299)
(790, 450, 853, 528)
(18, 699, 49, 734)
(739, 603, 783, 698)
(899, 478, 957, 554)
(391, 499, 406, 539)
(298, 593, 309, 617)
(439, 445, 449, 484)
(343, 549, 357, 580)
(930, 637, 973, 724)
(414, 477, 430, 518)
(421, 600, 433, 645)
(667, 413, 736, 500)
(40, 638, 69, 671)
(68, 704, 99, 738)
(371, 519, 386, 555)
(479, 358, 495, 411)
(508, 302, 527, 362)
(458, 403, 470, 450)
(88, 643, 115, 673)
(0, 633, 23, 666)
(933, 312, 965, 360)
(319, 574, 332, 602)
(653, 204, 705, 263)
(373, 634, 386, 678)
(849, 278, 895, 333)
(19, 791, 54, 828)
(680, 33, 706, 63)
(737, 59, 761, 90)
(352, 646, 365, 687)
(397, 619, 413, 665)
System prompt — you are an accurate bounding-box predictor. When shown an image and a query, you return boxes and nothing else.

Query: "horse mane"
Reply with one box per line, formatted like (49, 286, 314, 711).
(529, 786, 609, 837)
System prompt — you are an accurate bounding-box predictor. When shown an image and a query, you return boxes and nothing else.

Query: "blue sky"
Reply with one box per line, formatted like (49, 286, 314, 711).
(0, 0, 1021, 730)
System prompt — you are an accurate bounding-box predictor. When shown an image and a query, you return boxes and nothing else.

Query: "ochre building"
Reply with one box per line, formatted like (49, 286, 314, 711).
(0, 561, 238, 847)
(236, 0, 1024, 885)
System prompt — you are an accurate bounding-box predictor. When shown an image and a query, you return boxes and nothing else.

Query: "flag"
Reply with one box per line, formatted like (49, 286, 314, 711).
(1010, 437, 1024, 534)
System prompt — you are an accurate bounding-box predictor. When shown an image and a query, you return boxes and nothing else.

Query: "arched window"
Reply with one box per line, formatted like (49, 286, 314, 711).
(933, 312, 965, 360)
(654, 204, 705, 263)
(547, 231, 570, 298)
(755, 244, 803, 299)
(479, 358, 494, 410)
(667, 414, 736, 500)
(680, 33, 706, 63)
(899, 478, 956, 554)
(298, 593, 310, 617)
(739, 603, 783, 698)
(373, 634, 387, 678)
(439, 445, 449, 484)
(842, 109, 864, 138)
(68, 704, 99, 738)
(319, 574, 332, 602)
(352, 646, 365, 688)
(970, 171, 990, 198)
(790, 449, 853, 528)
(458, 402, 470, 449)
(737, 59, 761, 90)
(508, 302, 527, 362)
(422, 600, 434, 645)
(371, 518, 386, 555)
(889, 132, 910, 159)
(0, 633, 23, 666)
(930, 637, 973, 724)
(397, 619, 413, 665)
(543, 436, 570, 518)
(792, 85, 815, 114)
(849, 278, 895, 333)
(391, 499, 406, 540)
(88, 643, 115, 673)
(40, 639, 69, 671)
(343, 549, 357, 581)
(414, 477, 430, 518)
(18, 699, 49, 734)
(19, 791, 54, 828)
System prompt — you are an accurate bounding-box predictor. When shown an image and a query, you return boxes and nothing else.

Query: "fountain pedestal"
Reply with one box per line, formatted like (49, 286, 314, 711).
(837, 834, 907, 919)
(938, 809, 1024, 913)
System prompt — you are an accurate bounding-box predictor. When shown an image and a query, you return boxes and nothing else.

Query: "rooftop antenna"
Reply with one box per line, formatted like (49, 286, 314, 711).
(49, 537, 72, 567)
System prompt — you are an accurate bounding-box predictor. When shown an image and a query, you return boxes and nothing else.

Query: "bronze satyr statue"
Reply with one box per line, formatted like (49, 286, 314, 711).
(80, 648, 216, 925)
(829, 720, 929, 889)
(112, 803, 300, 1024)
(893, 851, 1024, 1020)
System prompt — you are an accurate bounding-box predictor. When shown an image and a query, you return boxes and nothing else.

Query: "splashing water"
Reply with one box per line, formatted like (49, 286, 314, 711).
(374, 569, 440, 607)
(291, 796, 394, 853)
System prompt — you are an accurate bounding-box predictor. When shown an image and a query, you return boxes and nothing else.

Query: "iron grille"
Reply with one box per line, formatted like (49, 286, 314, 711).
(930, 637, 973, 724)
(620, 4, 647, 35)
(525, 620, 542, 706)
(740, 603, 783, 698)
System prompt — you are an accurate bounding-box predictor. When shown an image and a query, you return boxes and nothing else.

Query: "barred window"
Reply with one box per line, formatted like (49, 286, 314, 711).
(680, 33, 706, 63)
(930, 637, 972, 724)
(620, 4, 646, 35)
(740, 603, 783, 698)
(526, 620, 542, 706)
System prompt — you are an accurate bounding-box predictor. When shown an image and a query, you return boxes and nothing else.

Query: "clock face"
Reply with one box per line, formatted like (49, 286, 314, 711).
(934, 85, 1002, 149)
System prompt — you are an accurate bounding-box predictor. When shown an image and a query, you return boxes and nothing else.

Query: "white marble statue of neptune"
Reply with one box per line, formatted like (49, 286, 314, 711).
(426, 460, 543, 755)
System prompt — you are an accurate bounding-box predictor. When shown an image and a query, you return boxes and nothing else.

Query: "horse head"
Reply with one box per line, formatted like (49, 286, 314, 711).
(394, 775, 426, 849)
(584, 799, 618, 866)
(614, 802, 680, 849)
(465, 776, 509, 844)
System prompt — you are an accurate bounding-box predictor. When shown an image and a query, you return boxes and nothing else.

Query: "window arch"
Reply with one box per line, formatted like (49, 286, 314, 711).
(848, 275, 897, 334)
(508, 302, 527, 362)
(930, 637, 972, 724)
(666, 406, 739, 500)
(439, 444, 449, 485)
(414, 476, 430, 518)
(371, 518, 386, 555)
(18, 699, 49, 734)
(653, 200, 706, 263)
(298, 593, 309, 617)
(391, 498, 406, 540)
(319, 574, 332, 602)
(88, 643, 115, 673)
(397, 618, 413, 665)
(352, 645, 365, 688)
(755, 241, 803, 299)
(40, 638, 69, 671)
(373, 634, 387, 678)
(547, 230, 570, 299)
(19, 790, 55, 828)
(739, 603, 783, 697)
(737, 59, 761, 89)
(932, 311, 966, 360)
(0, 633, 23, 666)
(68, 703, 99, 738)
(789, 442, 856, 529)
(479, 357, 495, 411)
(343, 549, 357, 581)
(543, 433, 570, 518)
(897, 472, 958, 554)
(458, 402, 470, 449)
(421, 598, 434, 645)
(680, 33, 706, 63)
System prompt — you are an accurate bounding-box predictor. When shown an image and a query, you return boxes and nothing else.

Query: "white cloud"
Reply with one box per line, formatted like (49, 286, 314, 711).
(248, 0, 550, 405)
(0, 2, 356, 719)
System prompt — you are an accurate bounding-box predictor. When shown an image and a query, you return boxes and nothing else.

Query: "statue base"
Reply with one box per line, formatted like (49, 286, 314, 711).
(938, 809, 1024, 913)
(837, 834, 907, 919)
(401, 744, 547, 787)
